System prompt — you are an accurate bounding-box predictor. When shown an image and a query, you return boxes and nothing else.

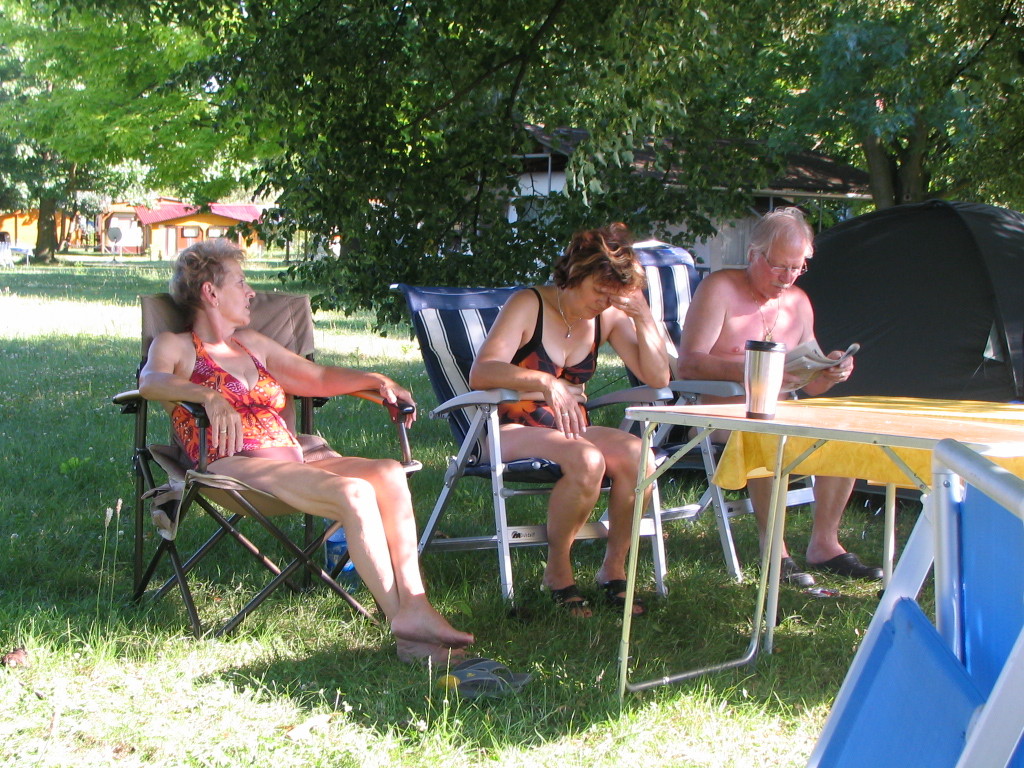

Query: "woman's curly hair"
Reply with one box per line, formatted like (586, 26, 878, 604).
(552, 222, 645, 291)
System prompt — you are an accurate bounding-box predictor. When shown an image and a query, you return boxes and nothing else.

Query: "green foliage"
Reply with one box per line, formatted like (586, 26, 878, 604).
(7, 0, 1024, 316)
(172, 0, 774, 324)
(775, 0, 1024, 207)
(0, 0, 262, 255)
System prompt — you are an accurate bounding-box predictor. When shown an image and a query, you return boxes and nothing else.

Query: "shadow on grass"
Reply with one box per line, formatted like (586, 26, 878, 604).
(188, 513, 890, 751)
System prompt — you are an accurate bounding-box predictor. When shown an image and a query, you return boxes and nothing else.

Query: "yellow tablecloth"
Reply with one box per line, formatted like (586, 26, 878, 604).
(713, 396, 1024, 490)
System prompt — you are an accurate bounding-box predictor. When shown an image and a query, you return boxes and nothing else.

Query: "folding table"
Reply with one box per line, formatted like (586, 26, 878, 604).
(617, 396, 1024, 699)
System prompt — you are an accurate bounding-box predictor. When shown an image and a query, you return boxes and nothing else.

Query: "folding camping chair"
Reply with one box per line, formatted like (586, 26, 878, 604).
(808, 439, 1024, 768)
(113, 291, 417, 637)
(393, 283, 676, 601)
(633, 240, 815, 581)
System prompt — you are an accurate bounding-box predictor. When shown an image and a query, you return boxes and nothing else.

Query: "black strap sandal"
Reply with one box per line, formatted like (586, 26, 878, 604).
(598, 579, 646, 616)
(546, 583, 592, 618)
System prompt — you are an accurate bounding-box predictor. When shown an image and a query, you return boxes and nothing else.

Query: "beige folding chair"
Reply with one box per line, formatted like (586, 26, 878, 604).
(114, 291, 417, 637)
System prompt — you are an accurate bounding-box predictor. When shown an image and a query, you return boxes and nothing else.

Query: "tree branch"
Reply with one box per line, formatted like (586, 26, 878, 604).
(411, 0, 570, 129)
(945, 2, 1016, 88)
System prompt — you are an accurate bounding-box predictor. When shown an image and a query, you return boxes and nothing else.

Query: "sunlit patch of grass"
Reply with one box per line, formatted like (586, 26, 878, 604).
(0, 262, 914, 767)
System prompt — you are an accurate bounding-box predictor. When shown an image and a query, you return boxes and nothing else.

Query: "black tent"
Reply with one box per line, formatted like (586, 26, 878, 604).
(802, 200, 1024, 402)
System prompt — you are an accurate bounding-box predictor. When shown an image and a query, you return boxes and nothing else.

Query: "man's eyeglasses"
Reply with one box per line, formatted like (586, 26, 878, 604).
(760, 252, 808, 277)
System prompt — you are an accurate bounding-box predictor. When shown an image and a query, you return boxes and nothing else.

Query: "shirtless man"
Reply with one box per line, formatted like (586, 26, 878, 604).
(678, 207, 881, 586)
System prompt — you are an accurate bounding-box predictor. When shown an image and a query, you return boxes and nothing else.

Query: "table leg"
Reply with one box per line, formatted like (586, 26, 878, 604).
(764, 435, 790, 654)
(618, 420, 656, 701)
(618, 424, 757, 697)
(883, 483, 896, 586)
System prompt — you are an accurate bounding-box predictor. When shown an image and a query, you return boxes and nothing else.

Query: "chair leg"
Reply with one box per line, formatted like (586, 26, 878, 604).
(166, 540, 203, 638)
(486, 410, 519, 601)
(419, 409, 489, 552)
(418, 462, 462, 552)
(216, 529, 375, 637)
(133, 538, 171, 602)
(491, 488, 516, 601)
(647, 484, 668, 597)
(700, 435, 743, 581)
(220, 492, 377, 628)
(301, 513, 316, 590)
(145, 487, 376, 637)
(199, 501, 306, 593)
(151, 514, 235, 602)
(132, 445, 161, 588)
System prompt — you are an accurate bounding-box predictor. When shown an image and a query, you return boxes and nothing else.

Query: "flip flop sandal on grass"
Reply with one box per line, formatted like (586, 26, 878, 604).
(437, 658, 532, 699)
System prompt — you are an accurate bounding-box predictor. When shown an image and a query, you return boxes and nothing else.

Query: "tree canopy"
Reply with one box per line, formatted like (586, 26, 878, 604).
(144, 0, 782, 322)
(776, 1, 1024, 208)
(6, 0, 1024, 318)
(0, 0, 257, 259)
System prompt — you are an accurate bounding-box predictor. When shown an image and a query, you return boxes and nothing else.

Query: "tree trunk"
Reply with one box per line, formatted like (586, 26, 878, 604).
(35, 196, 60, 263)
(897, 120, 930, 204)
(860, 132, 897, 209)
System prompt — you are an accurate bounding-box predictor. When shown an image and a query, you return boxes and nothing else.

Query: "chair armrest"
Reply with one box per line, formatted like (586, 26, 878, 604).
(116, 389, 211, 424)
(174, 400, 210, 425)
(587, 386, 675, 412)
(113, 389, 206, 420)
(349, 389, 416, 423)
(113, 389, 143, 414)
(429, 388, 521, 419)
(348, 389, 417, 469)
(667, 379, 744, 400)
(113, 389, 142, 406)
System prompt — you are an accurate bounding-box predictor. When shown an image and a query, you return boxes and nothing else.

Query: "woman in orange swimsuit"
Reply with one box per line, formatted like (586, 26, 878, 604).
(470, 224, 670, 616)
(140, 239, 473, 664)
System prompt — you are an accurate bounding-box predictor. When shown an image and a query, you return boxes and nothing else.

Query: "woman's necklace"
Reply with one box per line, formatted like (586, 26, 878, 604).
(751, 287, 783, 342)
(556, 289, 581, 339)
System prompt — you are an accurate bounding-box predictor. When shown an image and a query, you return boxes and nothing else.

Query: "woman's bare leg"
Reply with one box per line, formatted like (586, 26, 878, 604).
(579, 426, 653, 580)
(498, 426, 605, 615)
(208, 456, 472, 662)
(308, 456, 473, 652)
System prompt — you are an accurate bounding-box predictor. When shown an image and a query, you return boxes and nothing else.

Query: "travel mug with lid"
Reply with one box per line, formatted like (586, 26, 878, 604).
(744, 340, 786, 419)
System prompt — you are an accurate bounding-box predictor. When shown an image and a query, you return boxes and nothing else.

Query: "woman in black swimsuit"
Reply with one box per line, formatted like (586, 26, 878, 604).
(470, 224, 670, 616)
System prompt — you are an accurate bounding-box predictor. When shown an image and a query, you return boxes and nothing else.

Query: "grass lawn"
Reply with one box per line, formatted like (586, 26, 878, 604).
(0, 258, 919, 767)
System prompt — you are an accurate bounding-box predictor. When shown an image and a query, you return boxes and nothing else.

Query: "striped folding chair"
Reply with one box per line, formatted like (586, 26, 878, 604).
(394, 283, 673, 601)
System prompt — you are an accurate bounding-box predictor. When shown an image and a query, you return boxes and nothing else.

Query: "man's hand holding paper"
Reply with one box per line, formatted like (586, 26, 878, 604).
(782, 341, 859, 392)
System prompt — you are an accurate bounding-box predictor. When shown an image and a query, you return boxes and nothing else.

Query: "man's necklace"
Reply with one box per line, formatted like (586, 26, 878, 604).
(752, 288, 783, 342)
(556, 289, 581, 338)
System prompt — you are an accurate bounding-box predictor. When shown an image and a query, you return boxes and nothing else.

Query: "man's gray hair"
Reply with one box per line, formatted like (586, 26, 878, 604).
(747, 207, 814, 262)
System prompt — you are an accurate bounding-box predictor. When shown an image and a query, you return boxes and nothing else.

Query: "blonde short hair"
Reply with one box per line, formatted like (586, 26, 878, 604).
(169, 239, 245, 322)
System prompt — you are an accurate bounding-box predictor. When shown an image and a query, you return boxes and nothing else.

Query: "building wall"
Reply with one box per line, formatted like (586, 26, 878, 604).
(0, 210, 70, 250)
(149, 214, 259, 261)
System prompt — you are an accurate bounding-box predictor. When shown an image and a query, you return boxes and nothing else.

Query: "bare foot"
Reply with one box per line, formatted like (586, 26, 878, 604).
(390, 599, 474, 649)
(396, 639, 468, 666)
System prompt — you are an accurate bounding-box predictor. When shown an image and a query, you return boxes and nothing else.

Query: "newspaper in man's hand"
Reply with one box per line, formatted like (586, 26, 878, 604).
(782, 341, 860, 392)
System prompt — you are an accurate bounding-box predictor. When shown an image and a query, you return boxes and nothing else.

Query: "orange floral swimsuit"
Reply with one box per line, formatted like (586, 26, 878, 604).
(171, 333, 300, 467)
(496, 288, 601, 429)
